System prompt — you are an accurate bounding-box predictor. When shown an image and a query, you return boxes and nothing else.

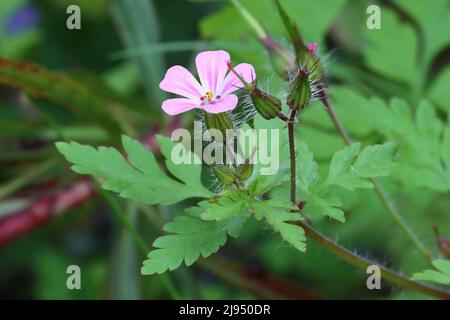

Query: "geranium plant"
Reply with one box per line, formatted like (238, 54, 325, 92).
(53, 0, 450, 300)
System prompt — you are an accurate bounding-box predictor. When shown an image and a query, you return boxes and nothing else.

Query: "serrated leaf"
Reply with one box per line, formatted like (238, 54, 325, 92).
(394, 0, 450, 65)
(157, 135, 205, 187)
(362, 8, 418, 87)
(251, 198, 306, 252)
(297, 141, 318, 191)
(369, 98, 450, 191)
(428, 66, 450, 112)
(325, 143, 370, 190)
(264, 211, 306, 252)
(251, 198, 297, 221)
(411, 259, 450, 286)
(274, 0, 305, 64)
(200, 191, 248, 221)
(201, 0, 347, 43)
(353, 142, 399, 177)
(141, 216, 227, 275)
(56, 135, 211, 205)
(305, 192, 345, 223)
(141, 206, 249, 275)
(248, 162, 289, 195)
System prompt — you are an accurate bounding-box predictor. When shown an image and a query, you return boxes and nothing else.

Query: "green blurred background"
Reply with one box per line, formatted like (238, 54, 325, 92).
(0, 0, 449, 299)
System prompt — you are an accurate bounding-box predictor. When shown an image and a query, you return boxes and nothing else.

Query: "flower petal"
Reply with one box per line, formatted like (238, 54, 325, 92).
(203, 94, 238, 114)
(195, 50, 230, 94)
(220, 63, 255, 96)
(160, 66, 203, 100)
(162, 98, 199, 116)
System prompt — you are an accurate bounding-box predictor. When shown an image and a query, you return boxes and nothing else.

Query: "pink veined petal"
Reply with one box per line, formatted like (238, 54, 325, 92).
(161, 98, 199, 116)
(203, 94, 238, 114)
(195, 50, 230, 94)
(160, 66, 203, 100)
(220, 63, 255, 96)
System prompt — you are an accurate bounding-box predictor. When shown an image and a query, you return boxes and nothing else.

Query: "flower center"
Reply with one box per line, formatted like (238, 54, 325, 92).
(200, 91, 221, 106)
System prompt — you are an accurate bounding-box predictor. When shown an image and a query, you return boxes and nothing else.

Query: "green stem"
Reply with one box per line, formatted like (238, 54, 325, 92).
(288, 107, 298, 204)
(298, 221, 450, 299)
(321, 94, 432, 262)
(285, 100, 443, 298)
(229, 0, 267, 40)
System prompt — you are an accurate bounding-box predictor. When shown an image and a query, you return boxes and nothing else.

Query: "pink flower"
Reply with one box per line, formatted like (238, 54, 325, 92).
(160, 50, 255, 115)
(308, 42, 318, 54)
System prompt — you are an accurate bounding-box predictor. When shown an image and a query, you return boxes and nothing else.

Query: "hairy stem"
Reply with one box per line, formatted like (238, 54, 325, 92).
(285, 100, 443, 298)
(288, 108, 298, 204)
(321, 94, 432, 262)
(298, 221, 450, 299)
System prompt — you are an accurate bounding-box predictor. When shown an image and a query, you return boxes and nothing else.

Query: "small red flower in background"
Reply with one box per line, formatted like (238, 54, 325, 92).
(308, 42, 318, 54)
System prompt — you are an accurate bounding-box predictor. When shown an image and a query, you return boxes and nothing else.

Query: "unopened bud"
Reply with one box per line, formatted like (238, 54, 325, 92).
(227, 61, 282, 120)
(433, 226, 450, 259)
(287, 68, 311, 109)
(212, 165, 235, 186)
(250, 87, 282, 120)
(236, 160, 253, 181)
(204, 111, 233, 142)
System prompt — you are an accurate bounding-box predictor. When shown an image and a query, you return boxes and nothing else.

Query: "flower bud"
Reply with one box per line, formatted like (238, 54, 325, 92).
(227, 60, 282, 120)
(236, 160, 253, 181)
(250, 87, 282, 120)
(212, 165, 235, 186)
(287, 68, 311, 109)
(433, 226, 450, 259)
(204, 111, 233, 142)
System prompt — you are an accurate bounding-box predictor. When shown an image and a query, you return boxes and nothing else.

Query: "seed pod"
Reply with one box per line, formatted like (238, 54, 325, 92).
(212, 165, 235, 186)
(236, 161, 253, 181)
(204, 111, 233, 142)
(250, 87, 282, 120)
(287, 68, 311, 109)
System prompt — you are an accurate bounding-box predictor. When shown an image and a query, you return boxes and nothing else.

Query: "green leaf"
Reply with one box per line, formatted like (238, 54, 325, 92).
(251, 198, 297, 220)
(200, 190, 248, 221)
(266, 211, 306, 252)
(273, 0, 305, 64)
(411, 259, 450, 286)
(248, 162, 289, 195)
(325, 143, 371, 190)
(297, 141, 318, 191)
(305, 192, 345, 223)
(252, 199, 306, 252)
(325, 142, 398, 190)
(141, 216, 227, 275)
(141, 206, 248, 275)
(362, 8, 418, 88)
(353, 142, 399, 177)
(369, 98, 450, 191)
(201, 0, 347, 43)
(428, 66, 450, 112)
(394, 0, 450, 65)
(56, 135, 211, 205)
(295, 140, 397, 222)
